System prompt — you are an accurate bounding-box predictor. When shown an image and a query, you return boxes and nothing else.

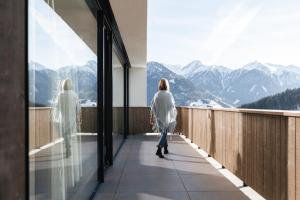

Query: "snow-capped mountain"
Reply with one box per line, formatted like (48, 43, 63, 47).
(182, 60, 208, 77)
(29, 61, 97, 106)
(147, 62, 232, 107)
(154, 60, 300, 106)
(163, 63, 183, 75)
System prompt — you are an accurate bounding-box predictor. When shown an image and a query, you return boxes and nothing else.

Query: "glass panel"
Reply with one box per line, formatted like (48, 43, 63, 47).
(28, 0, 98, 199)
(112, 50, 124, 156)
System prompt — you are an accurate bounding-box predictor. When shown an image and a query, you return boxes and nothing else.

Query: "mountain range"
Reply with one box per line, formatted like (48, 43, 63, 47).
(29, 59, 300, 109)
(147, 62, 232, 107)
(29, 60, 97, 106)
(148, 60, 300, 107)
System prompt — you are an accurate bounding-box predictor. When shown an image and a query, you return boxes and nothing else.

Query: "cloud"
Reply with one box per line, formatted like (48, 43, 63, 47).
(200, 2, 263, 65)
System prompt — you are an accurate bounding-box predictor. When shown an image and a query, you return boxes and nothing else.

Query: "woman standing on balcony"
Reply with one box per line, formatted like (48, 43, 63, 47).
(150, 78, 177, 158)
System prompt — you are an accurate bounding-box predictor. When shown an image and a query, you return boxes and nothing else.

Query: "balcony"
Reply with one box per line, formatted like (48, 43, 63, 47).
(29, 106, 300, 200)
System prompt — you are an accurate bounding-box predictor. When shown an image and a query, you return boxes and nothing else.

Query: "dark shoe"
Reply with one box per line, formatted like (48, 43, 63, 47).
(164, 145, 169, 154)
(164, 148, 169, 154)
(156, 147, 164, 158)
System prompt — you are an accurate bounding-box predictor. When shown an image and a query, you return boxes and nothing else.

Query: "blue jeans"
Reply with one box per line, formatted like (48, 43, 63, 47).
(158, 129, 168, 148)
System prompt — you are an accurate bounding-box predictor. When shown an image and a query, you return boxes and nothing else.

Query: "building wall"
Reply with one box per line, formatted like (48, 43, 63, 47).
(113, 67, 124, 107)
(0, 1, 26, 199)
(129, 68, 147, 106)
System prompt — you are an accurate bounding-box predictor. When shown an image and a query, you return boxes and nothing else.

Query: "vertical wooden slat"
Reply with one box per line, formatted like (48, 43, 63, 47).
(192, 109, 197, 145)
(214, 111, 222, 162)
(264, 115, 275, 199)
(280, 116, 288, 200)
(295, 118, 300, 200)
(233, 112, 239, 173)
(263, 115, 269, 198)
(237, 113, 244, 179)
(274, 116, 281, 200)
(190, 108, 193, 141)
(29, 109, 36, 150)
(251, 114, 256, 187)
(224, 112, 229, 168)
(247, 114, 253, 186)
(206, 110, 212, 154)
(209, 109, 215, 157)
(271, 116, 277, 199)
(256, 115, 264, 195)
(201, 109, 205, 149)
(288, 117, 296, 200)
(243, 113, 248, 184)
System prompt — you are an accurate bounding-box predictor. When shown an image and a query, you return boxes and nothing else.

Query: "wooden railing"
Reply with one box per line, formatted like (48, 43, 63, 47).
(29, 106, 123, 151)
(128, 107, 182, 134)
(29, 107, 97, 151)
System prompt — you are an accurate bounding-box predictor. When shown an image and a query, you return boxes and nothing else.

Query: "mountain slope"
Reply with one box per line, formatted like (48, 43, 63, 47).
(29, 61, 97, 106)
(147, 62, 231, 107)
(147, 62, 198, 106)
(240, 88, 300, 110)
(164, 60, 300, 106)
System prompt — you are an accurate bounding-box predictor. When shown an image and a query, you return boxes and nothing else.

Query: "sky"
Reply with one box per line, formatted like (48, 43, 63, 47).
(147, 0, 300, 68)
(28, 0, 96, 69)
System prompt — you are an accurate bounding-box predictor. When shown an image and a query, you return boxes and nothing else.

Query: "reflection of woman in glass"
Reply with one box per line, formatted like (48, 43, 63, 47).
(53, 79, 82, 199)
(56, 79, 81, 157)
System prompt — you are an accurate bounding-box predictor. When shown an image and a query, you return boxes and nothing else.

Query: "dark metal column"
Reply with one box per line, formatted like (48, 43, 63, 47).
(104, 28, 113, 166)
(97, 9, 104, 183)
(124, 66, 129, 138)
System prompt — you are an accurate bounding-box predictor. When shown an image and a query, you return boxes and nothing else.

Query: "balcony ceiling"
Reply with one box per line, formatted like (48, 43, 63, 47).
(47, 0, 98, 54)
(109, 0, 147, 68)
(47, 0, 147, 68)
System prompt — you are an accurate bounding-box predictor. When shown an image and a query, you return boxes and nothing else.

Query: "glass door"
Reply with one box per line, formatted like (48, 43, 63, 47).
(28, 0, 99, 199)
(112, 48, 125, 156)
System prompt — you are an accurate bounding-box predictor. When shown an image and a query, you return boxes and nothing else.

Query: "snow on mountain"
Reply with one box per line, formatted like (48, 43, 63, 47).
(147, 61, 231, 107)
(189, 99, 222, 108)
(243, 61, 274, 75)
(29, 61, 47, 71)
(148, 60, 300, 107)
(164, 64, 183, 75)
(29, 61, 97, 106)
(182, 60, 207, 76)
(244, 61, 300, 77)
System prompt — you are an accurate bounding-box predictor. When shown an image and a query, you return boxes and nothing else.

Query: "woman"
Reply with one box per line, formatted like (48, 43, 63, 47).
(150, 78, 177, 158)
(52, 79, 82, 199)
(56, 79, 81, 158)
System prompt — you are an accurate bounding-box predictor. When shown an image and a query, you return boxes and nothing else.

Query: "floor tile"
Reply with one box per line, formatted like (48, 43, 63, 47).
(123, 161, 177, 175)
(173, 162, 220, 175)
(93, 193, 114, 200)
(118, 174, 185, 192)
(188, 191, 250, 200)
(114, 191, 190, 200)
(181, 174, 238, 192)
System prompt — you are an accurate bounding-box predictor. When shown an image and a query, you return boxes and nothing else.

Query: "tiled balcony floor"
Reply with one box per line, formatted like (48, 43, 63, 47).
(94, 134, 250, 200)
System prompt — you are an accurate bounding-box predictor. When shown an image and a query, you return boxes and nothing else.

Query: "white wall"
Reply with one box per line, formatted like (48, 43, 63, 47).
(113, 67, 124, 107)
(129, 68, 147, 106)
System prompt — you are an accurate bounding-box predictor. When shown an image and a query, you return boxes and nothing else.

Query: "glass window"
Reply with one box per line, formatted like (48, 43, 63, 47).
(112, 49, 124, 156)
(28, 0, 98, 199)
